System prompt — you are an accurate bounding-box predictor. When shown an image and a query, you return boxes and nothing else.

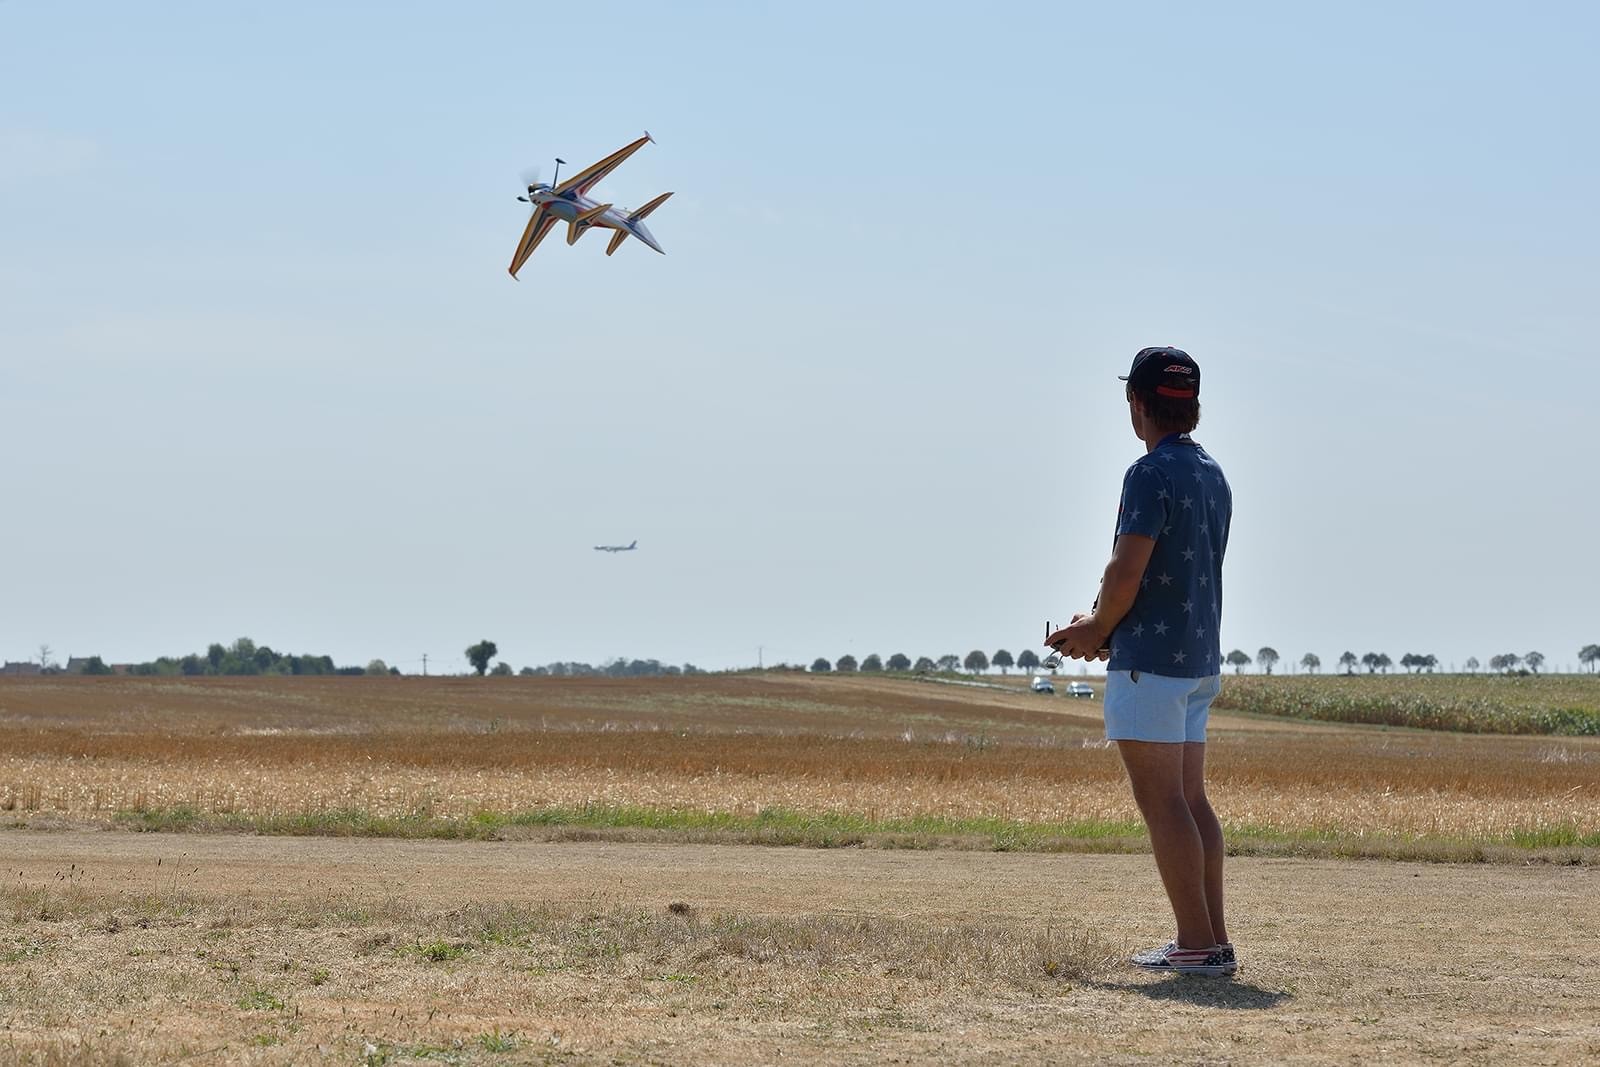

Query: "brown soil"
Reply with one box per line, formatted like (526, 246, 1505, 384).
(1, 832, 1595, 1065)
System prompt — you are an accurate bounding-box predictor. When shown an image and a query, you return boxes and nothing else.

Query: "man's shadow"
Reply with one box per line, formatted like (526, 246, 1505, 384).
(1086, 976, 1290, 1009)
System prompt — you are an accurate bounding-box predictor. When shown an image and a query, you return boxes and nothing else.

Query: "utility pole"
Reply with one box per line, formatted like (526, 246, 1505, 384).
(422, 653, 428, 677)
(757, 646, 763, 670)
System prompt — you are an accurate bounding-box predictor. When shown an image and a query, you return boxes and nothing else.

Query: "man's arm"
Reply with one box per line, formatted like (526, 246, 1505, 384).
(1047, 533, 1157, 660)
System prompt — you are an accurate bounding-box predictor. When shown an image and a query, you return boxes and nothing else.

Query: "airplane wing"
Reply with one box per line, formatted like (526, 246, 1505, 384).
(508, 204, 558, 279)
(556, 134, 652, 199)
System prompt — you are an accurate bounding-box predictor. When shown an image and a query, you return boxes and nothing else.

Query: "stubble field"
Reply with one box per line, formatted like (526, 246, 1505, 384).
(1, 672, 1597, 1064)
(1, 673, 1596, 856)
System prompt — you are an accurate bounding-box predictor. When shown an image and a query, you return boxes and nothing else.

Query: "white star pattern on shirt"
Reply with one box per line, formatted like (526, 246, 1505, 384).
(1131, 624, 1145, 637)
(1172, 650, 1186, 664)
(1180, 495, 1193, 509)
(1195, 626, 1205, 639)
(1156, 487, 1170, 501)
(1182, 547, 1196, 561)
(1140, 576, 1149, 589)
(1198, 574, 1208, 586)
(1163, 526, 1173, 535)
(1193, 470, 1205, 482)
(1181, 598, 1193, 613)
(1129, 507, 1140, 521)
(1153, 621, 1169, 636)
(1157, 572, 1173, 586)
(1198, 522, 1208, 534)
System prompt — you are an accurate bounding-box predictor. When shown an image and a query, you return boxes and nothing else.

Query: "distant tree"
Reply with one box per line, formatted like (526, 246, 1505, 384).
(1421, 654, 1438, 673)
(836, 654, 858, 672)
(860, 653, 883, 672)
(1580, 645, 1600, 674)
(1376, 653, 1393, 674)
(992, 649, 1014, 674)
(1400, 653, 1419, 673)
(912, 656, 935, 673)
(518, 666, 538, 676)
(79, 655, 113, 676)
(1360, 652, 1379, 674)
(1499, 653, 1522, 674)
(490, 661, 513, 676)
(886, 653, 911, 671)
(1338, 651, 1358, 675)
(1300, 653, 1321, 674)
(1225, 649, 1251, 674)
(964, 650, 989, 674)
(936, 654, 960, 672)
(207, 643, 227, 670)
(1016, 649, 1040, 673)
(1257, 647, 1280, 675)
(811, 657, 832, 673)
(465, 640, 498, 676)
(1464, 656, 1480, 673)
(1524, 651, 1544, 675)
(366, 659, 389, 676)
(682, 663, 703, 675)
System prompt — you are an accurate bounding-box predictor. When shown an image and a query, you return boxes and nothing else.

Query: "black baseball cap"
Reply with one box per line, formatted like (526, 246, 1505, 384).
(1119, 346, 1200, 399)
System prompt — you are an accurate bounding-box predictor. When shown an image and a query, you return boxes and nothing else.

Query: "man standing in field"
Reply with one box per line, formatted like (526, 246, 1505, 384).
(1046, 346, 1236, 977)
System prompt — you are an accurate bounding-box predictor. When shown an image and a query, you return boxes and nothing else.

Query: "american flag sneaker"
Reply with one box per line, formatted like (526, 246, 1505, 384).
(1217, 942, 1239, 975)
(1130, 940, 1232, 976)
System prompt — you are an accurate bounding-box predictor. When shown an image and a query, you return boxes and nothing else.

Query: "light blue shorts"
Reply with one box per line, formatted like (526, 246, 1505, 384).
(1103, 671, 1222, 743)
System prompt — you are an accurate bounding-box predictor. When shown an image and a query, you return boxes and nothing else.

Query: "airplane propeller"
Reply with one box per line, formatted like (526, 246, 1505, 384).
(516, 157, 567, 201)
(517, 166, 541, 202)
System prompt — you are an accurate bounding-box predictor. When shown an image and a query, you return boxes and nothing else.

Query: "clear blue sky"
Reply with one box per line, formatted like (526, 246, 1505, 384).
(3, 1, 1596, 672)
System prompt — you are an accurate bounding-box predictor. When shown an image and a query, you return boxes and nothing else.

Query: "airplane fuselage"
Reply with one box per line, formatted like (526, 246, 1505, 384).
(534, 190, 664, 253)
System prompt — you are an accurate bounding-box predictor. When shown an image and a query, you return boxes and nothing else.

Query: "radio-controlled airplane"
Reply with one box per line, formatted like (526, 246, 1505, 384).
(508, 133, 672, 278)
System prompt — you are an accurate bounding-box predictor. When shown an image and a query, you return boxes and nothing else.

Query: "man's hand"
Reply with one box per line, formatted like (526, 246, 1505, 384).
(1046, 613, 1110, 662)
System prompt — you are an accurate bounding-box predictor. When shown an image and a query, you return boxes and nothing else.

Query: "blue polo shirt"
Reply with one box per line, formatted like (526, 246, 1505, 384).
(1108, 434, 1232, 678)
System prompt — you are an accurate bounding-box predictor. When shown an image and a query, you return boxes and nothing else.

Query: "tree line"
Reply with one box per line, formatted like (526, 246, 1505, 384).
(463, 639, 701, 678)
(1222, 646, 1600, 675)
(116, 637, 366, 676)
(806, 649, 1050, 675)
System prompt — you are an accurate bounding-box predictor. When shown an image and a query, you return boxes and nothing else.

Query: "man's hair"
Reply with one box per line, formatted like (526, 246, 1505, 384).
(1130, 385, 1201, 434)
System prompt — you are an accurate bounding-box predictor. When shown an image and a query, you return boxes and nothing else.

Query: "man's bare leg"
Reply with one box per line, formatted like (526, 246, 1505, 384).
(1183, 741, 1227, 946)
(1116, 739, 1214, 949)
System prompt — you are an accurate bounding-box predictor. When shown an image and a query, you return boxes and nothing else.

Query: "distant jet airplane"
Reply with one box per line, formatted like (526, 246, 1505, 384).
(594, 540, 638, 553)
(508, 132, 673, 278)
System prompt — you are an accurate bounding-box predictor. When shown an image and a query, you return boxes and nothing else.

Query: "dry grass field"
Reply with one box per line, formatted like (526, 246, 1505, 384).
(2, 673, 1598, 1064)
(0, 836, 1595, 1065)
(1, 673, 1596, 857)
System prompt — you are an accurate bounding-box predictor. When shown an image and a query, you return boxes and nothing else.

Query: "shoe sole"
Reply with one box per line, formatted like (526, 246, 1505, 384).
(1131, 961, 1234, 977)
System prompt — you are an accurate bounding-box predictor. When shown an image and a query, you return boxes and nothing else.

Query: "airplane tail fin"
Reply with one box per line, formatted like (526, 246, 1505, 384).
(606, 230, 629, 256)
(629, 192, 673, 222)
(629, 540, 637, 549)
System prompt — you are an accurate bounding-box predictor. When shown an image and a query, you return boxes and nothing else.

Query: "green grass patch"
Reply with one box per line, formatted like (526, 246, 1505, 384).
(1212, 673, 1600, 735)
(108, 803, 1599, 865)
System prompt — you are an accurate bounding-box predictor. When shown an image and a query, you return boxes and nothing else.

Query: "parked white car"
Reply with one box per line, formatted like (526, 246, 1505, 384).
(1029, 676, 1055, 694)
(1066, 681, 1095, 699)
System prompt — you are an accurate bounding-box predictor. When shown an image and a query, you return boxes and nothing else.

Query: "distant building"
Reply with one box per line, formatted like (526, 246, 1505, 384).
(1, 661, 42, 676)
(65, 657, 93, 674)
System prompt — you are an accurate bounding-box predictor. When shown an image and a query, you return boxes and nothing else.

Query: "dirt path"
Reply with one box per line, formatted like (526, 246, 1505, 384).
(1, 831, 1596, 1064)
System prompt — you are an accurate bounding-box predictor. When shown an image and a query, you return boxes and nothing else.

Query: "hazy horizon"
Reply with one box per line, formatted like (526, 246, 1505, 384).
(5, 2, 1597, 675)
